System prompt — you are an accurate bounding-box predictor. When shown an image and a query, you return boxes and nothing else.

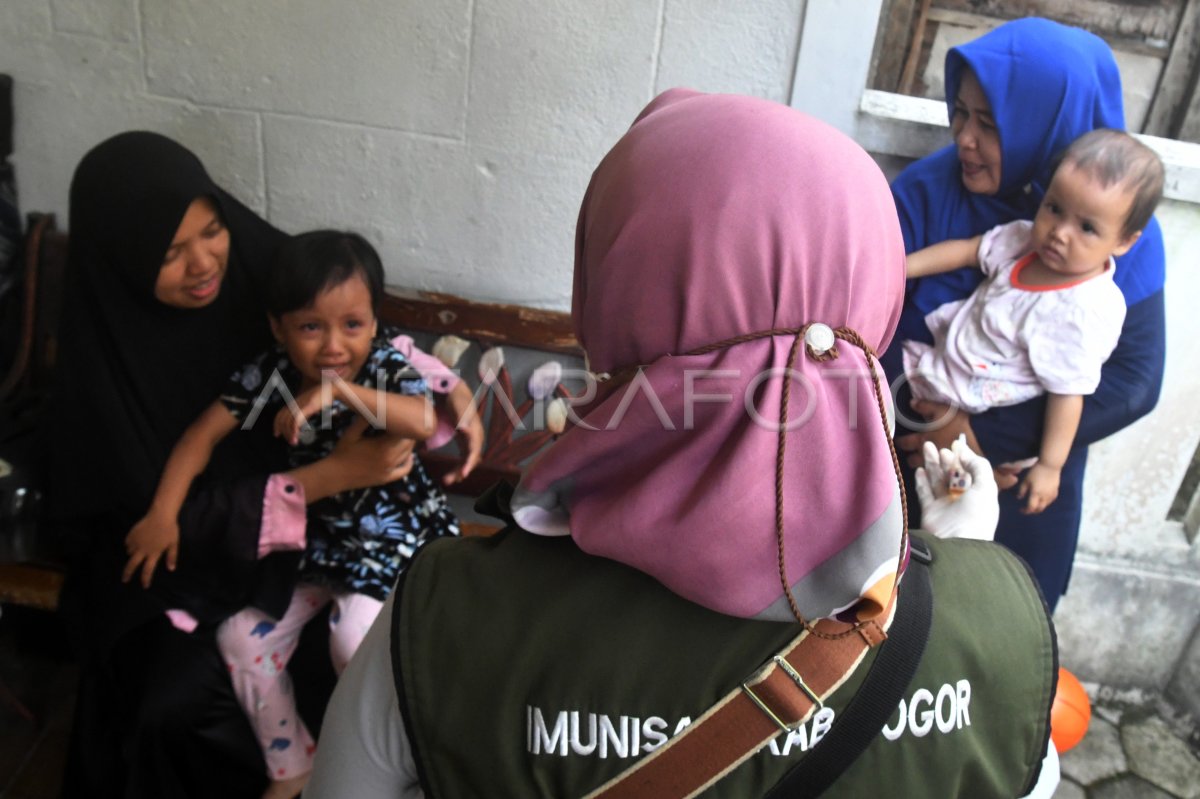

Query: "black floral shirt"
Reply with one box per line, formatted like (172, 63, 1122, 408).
(220, 340, 460, 601)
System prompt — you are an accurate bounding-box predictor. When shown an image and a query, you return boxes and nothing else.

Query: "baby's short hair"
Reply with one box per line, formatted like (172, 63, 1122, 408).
(266, 230, 385, 318)
(1056, 129, 1164, 238)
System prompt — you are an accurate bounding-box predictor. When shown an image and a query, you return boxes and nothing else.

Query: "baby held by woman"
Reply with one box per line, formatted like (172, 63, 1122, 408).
(903, 129, 1163, 514)
(124, 230, 460, 798)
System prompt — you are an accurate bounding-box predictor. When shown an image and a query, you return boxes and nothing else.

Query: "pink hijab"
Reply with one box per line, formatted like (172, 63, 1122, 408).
(513, 89, 907, 623)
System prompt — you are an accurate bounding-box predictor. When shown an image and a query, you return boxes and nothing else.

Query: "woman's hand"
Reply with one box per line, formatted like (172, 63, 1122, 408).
(913, 437, 999, 540)
(896, 399, 981, 463)
(122, 510, 180, 588)
(293, 417, 416, 502)
(440, 381, 484, 485)
(329, 417, 416, 489)
(895, 398, 1019, 490)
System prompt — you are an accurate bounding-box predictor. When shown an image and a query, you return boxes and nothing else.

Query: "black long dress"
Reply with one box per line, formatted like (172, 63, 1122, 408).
(46, 131, 332, 798)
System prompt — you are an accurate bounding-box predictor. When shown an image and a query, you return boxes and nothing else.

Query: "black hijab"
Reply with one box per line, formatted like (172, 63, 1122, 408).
(49, 132, 285, 524)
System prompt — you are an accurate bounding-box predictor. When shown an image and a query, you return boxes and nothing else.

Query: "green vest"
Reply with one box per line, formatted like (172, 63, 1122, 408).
(392, 528, 1054, 798)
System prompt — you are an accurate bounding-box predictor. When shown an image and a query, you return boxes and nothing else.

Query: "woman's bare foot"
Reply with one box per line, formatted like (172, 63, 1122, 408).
(262, 772, 310, 799)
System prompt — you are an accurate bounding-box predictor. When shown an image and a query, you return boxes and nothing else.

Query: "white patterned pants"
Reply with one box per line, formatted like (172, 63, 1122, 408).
(216, 584, 384, 779)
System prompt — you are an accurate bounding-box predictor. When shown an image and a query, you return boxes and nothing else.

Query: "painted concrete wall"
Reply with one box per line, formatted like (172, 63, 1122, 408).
(1055, 197, 1200, 709)
(0, 0, 804, 309)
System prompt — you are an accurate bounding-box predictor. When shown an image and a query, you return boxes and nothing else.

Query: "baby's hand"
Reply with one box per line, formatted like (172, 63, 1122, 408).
(274, 404, 309, 446)
(274, 385, 329, 445)
(441, 382, 484, 486)
(1017, 463, 1060, 515)
(122, 511, 180, 589)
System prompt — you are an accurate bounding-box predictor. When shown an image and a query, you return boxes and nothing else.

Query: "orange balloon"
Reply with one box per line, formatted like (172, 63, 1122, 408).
(1050, 667, 1091, 752)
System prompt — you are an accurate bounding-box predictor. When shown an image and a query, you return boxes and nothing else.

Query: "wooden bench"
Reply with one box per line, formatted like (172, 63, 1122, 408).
(1, 214, 67, 609)
(0, 563, 63, 612)
(0, 214, 581, 609)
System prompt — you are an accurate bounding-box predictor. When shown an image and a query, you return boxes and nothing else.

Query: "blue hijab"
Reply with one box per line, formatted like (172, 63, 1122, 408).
(890, 17, 1166, 346)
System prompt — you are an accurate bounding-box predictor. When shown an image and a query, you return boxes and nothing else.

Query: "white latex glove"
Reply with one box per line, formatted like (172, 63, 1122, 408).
(914, 435, 999, 541)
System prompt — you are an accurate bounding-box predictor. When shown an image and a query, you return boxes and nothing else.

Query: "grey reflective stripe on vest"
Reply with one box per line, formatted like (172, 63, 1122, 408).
(393, 530, 1054, 798)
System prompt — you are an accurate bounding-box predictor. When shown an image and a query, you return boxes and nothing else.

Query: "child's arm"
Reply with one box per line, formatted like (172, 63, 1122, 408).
(277, 378, 436, 445)
(1017, 393, 1082, 514)
(906, 234, 983, 279)
(439, 380, 484, 485)
(123, 401, 240, 587)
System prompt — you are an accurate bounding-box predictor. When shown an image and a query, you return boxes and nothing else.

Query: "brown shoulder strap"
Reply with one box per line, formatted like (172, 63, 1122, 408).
(583, 591, 900, 799)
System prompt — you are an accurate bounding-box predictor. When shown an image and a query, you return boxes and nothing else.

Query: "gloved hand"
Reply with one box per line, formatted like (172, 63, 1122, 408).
(914, 434, 999, 541)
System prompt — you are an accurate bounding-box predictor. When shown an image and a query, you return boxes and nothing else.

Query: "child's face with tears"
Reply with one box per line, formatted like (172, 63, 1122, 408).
(270, 272, 378, 389)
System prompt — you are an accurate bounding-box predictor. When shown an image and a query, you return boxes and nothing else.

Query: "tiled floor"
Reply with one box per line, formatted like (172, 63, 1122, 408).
(1057, 698, 1200, 798)
(0, 606, 73, 799)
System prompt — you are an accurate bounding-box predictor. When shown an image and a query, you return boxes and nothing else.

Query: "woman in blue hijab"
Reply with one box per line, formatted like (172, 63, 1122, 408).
(885, 18, 1166, 609)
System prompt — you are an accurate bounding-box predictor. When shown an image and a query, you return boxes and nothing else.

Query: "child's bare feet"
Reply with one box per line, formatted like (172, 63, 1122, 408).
(262, 772, 310, 799)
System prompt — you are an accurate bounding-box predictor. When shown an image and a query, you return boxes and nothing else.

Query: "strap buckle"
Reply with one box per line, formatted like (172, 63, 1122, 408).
(741, 655, 824, 733)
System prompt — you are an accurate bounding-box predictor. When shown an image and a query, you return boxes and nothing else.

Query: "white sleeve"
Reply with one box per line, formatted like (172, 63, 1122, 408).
(977, 220, 1033, 278)
(1027, 290, 1126, 396)
(307, 594, 425, 799)
(1018, 738, 1061, 799)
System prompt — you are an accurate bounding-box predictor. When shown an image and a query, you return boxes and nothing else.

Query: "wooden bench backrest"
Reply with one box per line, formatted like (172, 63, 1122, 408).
(3, 216, 582, 498)
(1, 216, 583, 604)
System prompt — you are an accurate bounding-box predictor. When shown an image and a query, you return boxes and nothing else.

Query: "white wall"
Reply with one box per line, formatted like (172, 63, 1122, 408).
(1, 0, 806, 309)
(1083, 199, 1200, 566)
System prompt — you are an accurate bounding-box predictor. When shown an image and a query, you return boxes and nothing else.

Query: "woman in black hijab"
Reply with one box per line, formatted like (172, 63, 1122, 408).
(49, 132, 415, 798)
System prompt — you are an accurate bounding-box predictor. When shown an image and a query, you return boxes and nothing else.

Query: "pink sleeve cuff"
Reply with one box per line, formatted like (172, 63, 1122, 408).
(259, 474, 307, 558)
(165, 609, 199, 633)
